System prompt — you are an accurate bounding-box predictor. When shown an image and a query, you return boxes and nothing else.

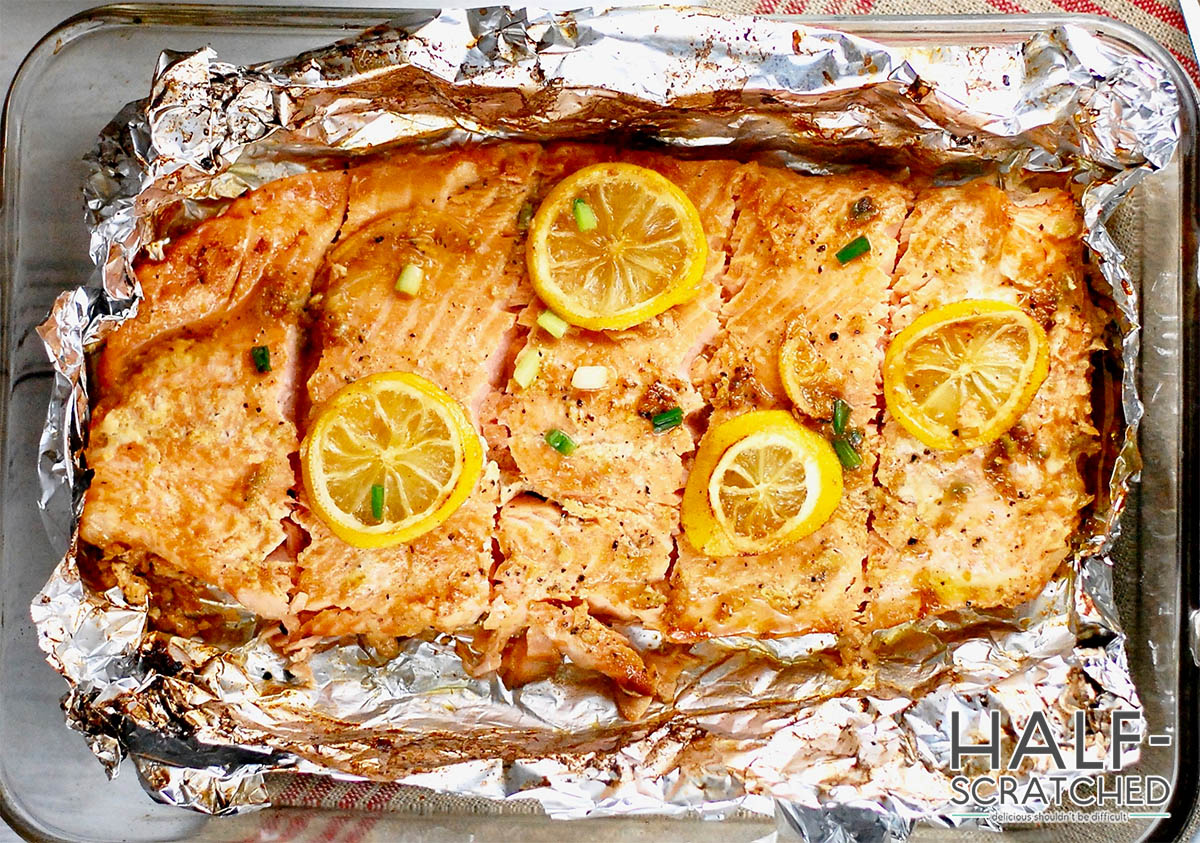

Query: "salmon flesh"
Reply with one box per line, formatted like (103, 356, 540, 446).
(80, 144, 1103, 703)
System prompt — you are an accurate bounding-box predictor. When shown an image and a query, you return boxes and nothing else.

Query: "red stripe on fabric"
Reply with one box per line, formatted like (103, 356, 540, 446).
(1166, 44, 1200, 81)
(251, 813, 309, 843)
(341, 817, 380, 843)
(282, 814, 312, 841)
(852, 0, 876, 15)
(337, 781, 372, 811)
(366, 784, 398, 812)
(986, 0, 1030, 15)
(1053, 0, 1122, 16)
(276, 775, 309, 805)
(1129, 0, 1189, 32)
(322, 816, 347, 843)
(304, 775, 336, 807)
(1057, 0, 1187, 33)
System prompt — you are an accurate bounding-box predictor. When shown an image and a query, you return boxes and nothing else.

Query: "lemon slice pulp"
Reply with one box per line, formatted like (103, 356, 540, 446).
(779, 319, 834, 418)
(527, 163, 707, 331)
(301, 372, 483, 548)
(883, 299, 1049, 451)
(682, 410, 843, 557)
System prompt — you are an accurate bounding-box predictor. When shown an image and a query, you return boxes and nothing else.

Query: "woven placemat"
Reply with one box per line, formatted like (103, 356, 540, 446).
(265, 5, 1197, 837)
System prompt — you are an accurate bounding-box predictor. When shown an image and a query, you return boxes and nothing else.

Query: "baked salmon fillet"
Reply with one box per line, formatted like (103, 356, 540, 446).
(866, 181, 1099, 627)
(475, 145, 744, 694)
(291, 144, 541, 638)
(668, 166, 913, 639)
(80, 171, 349, 617)
(78, 141, 1105, 706)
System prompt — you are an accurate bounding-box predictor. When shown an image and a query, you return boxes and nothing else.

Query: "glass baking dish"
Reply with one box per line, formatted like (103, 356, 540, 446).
(1, 5, 1195, 841)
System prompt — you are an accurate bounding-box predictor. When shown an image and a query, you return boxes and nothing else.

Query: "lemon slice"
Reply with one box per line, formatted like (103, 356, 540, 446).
(779, 319, 834, 418)
(883, 300, 1049, 451)
(301, 372, 483, 548)
(526, 162, 708, 331)
(682, 410, 843, 557)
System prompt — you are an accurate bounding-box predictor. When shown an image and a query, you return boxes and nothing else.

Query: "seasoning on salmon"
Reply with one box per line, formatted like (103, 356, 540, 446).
(292, 144, 542, 638)
(668, 167, 912, 639)
(464, 147, 744, 695)
(866, 181, 1099, 627)
(80, 171, 349, 618)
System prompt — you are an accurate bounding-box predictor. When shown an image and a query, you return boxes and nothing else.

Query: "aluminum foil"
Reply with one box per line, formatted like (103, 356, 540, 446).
(31, 6, 1180, 838)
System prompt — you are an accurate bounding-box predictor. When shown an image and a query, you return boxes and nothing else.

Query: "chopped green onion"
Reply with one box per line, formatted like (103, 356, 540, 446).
(651, 407, 684, 434)
(512, 347, 542, 390)
(832, 398, 851, 435)
(517, 202, 535, 230)
(832, 436, 863, 470)
(572, 198, 598, 232)
(847, 428, 864, 449)
(370, 483, 385, 521)
(395, 263, 423, 296)
(544, 428, 577, 456)
(536, 309, 570, 338)
(571, 365, 609, 390)
(250, 345, 271, 373)
(835, 235, 871, 265)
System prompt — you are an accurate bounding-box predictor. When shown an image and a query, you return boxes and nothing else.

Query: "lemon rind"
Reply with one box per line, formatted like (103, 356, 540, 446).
(301, 371, 484, 549)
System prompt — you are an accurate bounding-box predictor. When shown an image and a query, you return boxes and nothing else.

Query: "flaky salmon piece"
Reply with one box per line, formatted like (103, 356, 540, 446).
(306, 144, 543, 416)
(866, 181, 1099, 627)
(495, 495, 673, 619)
(667, 450, 876, 639)
(81, 171, 349, 617)
(668, 167, 912, 639)
(476, 147, 745, 694)
(98, 172, 349, 388)
(293, 145, 543, 637)
(495, 147, 742, 518)
(694, 166, 912, 414)
(290, 468, 501, 637)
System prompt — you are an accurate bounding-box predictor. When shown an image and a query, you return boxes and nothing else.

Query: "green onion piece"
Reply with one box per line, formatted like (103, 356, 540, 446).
(536, 309, 570, 338)
(572, 198, 598, 232)
(395, 263, 423, 296)
(517, 202, 535, 230)
(544, 428, 577, 456)
(835, 235, 871, 265)
(832, 398, 851, 435)
(651, 407, 684, 434)
(512, 347, 542, 389)
(370, 483, 385, 521)
(832, 436, 863, 470)
(847, 427, 864, 449)
(251, 345, 271, 373)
